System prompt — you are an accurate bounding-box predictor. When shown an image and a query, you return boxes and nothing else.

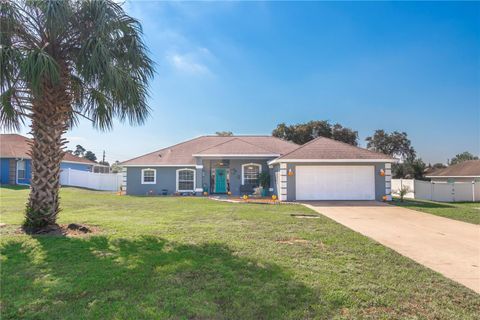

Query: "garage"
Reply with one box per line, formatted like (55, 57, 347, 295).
(295, 165, 375, 200)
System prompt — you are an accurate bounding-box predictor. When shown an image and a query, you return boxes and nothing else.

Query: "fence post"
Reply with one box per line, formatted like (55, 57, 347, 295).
(451, 182, 455, 202)
(430, 181, 434, 201)
(473, 181, 476, 202)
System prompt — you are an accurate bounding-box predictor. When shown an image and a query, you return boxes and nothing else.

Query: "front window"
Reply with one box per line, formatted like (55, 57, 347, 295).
(242, 163, 261, 186)
(141, 169, 156, 184)
(17, 160, 26, 180)
(177, 169, 195, 191)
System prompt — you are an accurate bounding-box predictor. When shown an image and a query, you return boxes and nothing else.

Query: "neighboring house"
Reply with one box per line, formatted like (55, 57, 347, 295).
(425, 160, 480, 183)
(121, 135, 395, 201)
(0, 134, 101, 185)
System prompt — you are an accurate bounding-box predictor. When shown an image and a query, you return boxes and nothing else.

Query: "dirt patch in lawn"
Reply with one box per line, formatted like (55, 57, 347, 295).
(14, 223, 102, 237)
(276, 238, 310, 245)
(290, 213, 320, 219)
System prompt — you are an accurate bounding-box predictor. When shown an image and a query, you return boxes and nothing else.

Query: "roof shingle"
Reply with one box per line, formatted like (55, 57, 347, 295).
(274, 137, 393, 161)
(121, 136, 299, 165)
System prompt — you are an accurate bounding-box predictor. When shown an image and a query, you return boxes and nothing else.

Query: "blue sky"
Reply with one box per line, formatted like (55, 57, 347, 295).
(15, 1, 480, 163)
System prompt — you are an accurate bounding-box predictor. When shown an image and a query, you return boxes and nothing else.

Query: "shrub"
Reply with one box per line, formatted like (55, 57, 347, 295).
(397, 185, 411, 202)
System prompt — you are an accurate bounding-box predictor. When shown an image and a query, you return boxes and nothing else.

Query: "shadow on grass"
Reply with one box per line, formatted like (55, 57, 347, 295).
(0, 184, 30, 190)
(392, 198, 455, 209)
(1, 236, 320, 319)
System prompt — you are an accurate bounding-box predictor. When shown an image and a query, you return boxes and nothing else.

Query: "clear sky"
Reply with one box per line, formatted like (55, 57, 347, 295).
(12, 1, 480, 164)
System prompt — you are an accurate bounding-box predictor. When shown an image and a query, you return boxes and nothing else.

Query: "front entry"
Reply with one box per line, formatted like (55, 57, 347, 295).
(214, 168, 227, 193)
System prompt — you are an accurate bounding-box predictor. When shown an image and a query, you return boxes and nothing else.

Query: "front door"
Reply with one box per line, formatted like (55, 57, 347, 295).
(215, 168, 227, 193)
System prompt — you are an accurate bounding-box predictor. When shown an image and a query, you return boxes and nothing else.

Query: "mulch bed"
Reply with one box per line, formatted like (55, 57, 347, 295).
(14, 223, 101, 237)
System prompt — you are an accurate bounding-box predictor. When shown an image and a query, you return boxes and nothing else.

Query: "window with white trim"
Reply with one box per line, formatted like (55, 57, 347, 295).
(177, 169, 195, 191)
(141, 168, 156, 184)
(242, 163, 261, 186)
(17, 160, 26, 180)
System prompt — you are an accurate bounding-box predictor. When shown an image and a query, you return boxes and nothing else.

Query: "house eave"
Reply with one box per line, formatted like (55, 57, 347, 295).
(122, 164, 196, 167)
(268, 158, 397, 165)
(425, 175, 480, 178)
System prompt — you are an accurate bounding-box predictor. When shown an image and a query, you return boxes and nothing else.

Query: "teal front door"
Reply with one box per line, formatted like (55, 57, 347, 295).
(215, 168, 227, 193)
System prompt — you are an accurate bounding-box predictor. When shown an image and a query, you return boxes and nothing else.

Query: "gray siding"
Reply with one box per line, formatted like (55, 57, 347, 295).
(285, 162, 387, 201)
(126, 166, 197, 195)
(126, 159, 274, 196)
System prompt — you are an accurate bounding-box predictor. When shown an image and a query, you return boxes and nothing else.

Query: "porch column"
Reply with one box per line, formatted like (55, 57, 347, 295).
(195, 158, 204, 193)
(279, 163, 288, 201)
(385, 163, 392, 201)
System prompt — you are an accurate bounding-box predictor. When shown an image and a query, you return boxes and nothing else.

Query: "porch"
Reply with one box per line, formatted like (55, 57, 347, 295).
(198, 158, 275, 196)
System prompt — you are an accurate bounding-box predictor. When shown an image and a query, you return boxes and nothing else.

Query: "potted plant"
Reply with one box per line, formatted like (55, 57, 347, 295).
(258, 172, 270, 197)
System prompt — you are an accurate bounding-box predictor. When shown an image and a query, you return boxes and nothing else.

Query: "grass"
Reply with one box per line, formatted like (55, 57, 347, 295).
(1, 187, 479, 319)
(391, 198, 480, 224)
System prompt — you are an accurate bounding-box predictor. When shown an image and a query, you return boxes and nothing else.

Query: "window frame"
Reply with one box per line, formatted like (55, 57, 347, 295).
(176, 168, 196, 192)
(241, 163, 262, 185)
(17, 160, 26, 180)
(141, 168, 156, 184)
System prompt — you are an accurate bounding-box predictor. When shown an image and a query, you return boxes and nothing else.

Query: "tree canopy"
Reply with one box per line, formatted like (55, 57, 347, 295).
(272, 121, 358, 145)
(215, 131, 233, 136)
(450, 152, 479, 165)
(73, 145, 86, 157)
(0, 0, 154, 131)
(84, 150, 97, 162)
(365, 130, 416, 160)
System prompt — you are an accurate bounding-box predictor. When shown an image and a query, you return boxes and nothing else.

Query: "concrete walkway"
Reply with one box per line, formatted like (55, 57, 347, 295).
(302, 201, 480, 293)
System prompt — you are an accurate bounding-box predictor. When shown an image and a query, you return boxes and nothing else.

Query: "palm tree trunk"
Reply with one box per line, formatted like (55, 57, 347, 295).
(24, 81, 69, 231)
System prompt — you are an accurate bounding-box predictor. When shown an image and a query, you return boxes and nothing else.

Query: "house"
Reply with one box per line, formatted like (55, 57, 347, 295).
(425, 160, 480, 183)
(121, 135, 395, 201)
(0, 134, 100, 185)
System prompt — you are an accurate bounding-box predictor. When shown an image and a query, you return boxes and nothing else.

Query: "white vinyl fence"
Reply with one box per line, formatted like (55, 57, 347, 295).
(392, 179, 479, 202)
(60, 168, 122, 191)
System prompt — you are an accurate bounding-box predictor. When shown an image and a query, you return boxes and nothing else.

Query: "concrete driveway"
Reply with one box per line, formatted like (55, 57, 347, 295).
(302, 201, 480, 293)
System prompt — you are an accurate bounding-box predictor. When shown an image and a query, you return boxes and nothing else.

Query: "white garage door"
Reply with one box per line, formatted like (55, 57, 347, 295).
(295, 165, 375, 200)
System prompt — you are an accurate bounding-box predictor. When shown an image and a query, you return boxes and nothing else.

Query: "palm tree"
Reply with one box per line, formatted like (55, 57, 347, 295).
(0, 0, 153, 232)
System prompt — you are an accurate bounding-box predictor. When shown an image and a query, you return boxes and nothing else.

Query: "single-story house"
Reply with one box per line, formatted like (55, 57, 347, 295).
(121, 135, 395, 201)
(426, 160, 480, 183)
(0, 134, 100, 185)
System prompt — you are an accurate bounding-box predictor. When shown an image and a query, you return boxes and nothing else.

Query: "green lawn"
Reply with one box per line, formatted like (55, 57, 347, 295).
(391, 198, 480, 224)
(1, 187, 479, 319)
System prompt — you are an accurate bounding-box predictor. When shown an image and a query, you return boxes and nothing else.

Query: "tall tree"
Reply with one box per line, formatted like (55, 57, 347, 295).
(331, 124, 358, 146)
(392, 158, 427, 180)
(73, 144, 86, 157)
(450, 151, 478, 165)
(365, 130, 416, 160)
(215, 131, 233, 136)
(84, 150, 97, 162)
(1, 0, 153, 232)
(272, 120, 358, 145)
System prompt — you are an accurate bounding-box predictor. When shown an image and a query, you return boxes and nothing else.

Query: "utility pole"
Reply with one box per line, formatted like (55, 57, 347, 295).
(102, 150, 105, 163)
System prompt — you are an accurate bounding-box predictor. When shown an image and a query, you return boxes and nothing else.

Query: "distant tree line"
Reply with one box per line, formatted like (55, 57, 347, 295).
(67, 145, 110, 166)
(271, 121, 478, 179)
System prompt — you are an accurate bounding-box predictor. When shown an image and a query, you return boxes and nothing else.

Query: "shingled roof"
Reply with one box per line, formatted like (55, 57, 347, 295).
(0, 134, 97, 165)
(270, 137, 394, 163)
(426, 160, 480, 177)
(121, 136, 299, 166)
